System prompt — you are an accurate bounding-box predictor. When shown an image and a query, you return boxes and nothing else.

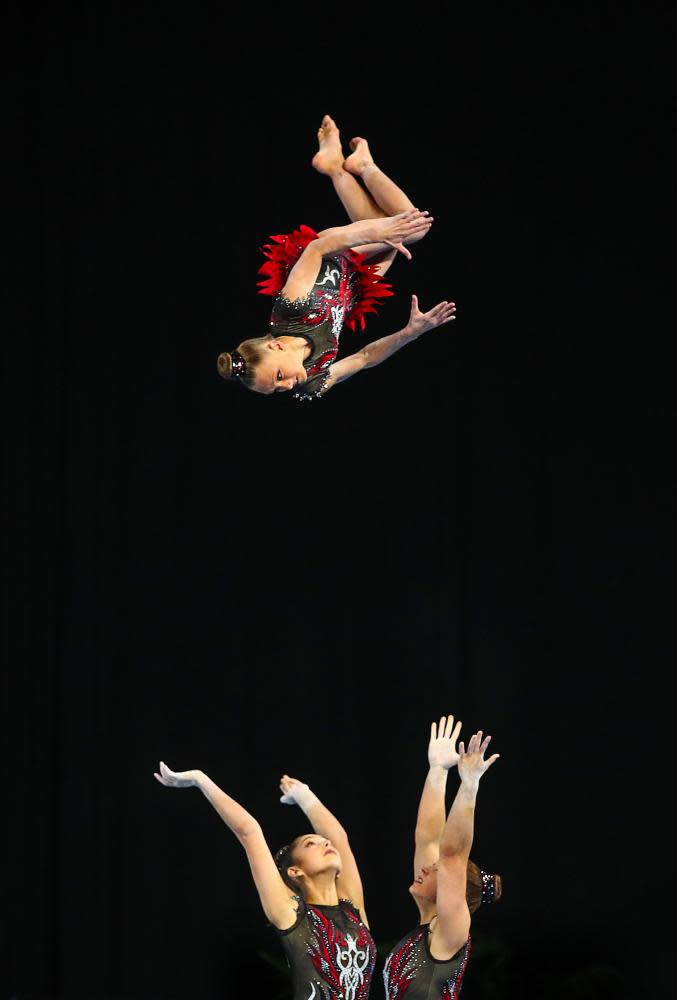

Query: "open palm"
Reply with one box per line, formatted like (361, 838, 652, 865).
(408, 294, 457, 336)
(428, 715, 463, 769)
(457, 731, 500, 785)
(153, 760, 199, 788)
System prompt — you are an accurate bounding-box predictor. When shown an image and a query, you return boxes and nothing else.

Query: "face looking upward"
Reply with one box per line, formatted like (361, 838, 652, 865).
(287, 834, 342, 884)
(410, 861, 439, 903)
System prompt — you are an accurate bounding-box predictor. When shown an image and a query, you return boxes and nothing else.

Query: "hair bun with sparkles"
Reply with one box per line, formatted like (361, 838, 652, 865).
(217, 352, 234, 379)
(217, 349, 247, 381)
(481, 871, 502, 905)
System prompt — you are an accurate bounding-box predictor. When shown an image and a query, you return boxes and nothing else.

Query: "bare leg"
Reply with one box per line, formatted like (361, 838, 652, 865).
(344, 136, 417, 218)
(343, 136, 427, 274)
(312, 115, 386, 223)
(312, 115, 397, 274)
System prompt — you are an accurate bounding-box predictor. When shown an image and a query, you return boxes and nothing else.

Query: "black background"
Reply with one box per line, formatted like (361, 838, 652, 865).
(4, 4, 674, 999)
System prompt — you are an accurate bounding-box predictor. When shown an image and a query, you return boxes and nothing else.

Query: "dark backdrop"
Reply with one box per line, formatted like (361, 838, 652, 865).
(4, 5, 674, 999)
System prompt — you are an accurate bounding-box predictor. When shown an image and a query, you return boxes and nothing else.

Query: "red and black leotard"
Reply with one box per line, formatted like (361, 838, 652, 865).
(257, 225, 394, 401)
(383, 926, 471, 999)
(277, 895, 376, 999)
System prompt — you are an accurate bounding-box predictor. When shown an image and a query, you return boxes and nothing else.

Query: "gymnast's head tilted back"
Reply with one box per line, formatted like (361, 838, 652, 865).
(273, 834, 343, 899)
(409, 857, 502, 917)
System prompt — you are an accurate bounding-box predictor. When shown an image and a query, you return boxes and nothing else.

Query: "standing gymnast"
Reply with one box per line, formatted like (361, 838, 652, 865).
(217, 114, 457, 399)
(153, 761, 375, 999)
(383, 716, 502, 999)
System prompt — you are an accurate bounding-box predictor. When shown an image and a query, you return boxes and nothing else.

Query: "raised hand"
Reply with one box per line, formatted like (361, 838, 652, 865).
(457, 732, 500, 787)
(279, 774, 317, 810)
(407, 294, 457, 338)
(428, 715, 463, 770)
(372, 208, 434, 259)
(153, 760, 201, 788)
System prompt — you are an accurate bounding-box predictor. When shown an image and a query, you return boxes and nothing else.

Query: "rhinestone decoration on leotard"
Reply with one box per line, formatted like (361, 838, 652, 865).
(383, 929, 471, 999)
(383, 927, 426, 996)
(257, 224, 393, 333)
(279, 897, 375, 1000)
(293, 371, 332, 401)
(257, 224, 394, 403)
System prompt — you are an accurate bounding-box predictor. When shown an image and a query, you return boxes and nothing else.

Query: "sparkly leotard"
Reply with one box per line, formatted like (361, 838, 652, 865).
(257, 225, 394, 401)
(278, 896, 376, 1000)
(383, 927, 471, 999)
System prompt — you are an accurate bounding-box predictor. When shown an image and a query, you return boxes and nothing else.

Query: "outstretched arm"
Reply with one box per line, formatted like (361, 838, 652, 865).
(433, 733, 500, 958)
(281, 210, 432, 301)
(154, 761, 297, 930)
(318, 295, 457, 395)
(414, 715, 462, 877)
(279, 775, 368, 925)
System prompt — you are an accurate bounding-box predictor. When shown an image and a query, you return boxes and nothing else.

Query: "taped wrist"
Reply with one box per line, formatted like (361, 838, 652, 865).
(280, 783, 318, 810)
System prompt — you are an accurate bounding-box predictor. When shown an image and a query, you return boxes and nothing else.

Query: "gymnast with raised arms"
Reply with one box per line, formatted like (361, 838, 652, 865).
(154, 760, 375, 999)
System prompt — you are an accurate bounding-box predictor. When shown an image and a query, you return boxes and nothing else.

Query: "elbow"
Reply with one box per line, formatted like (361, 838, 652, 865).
(238, 819, 263, 842)
(329, 824, 349, 845)
(438, 841, 470, 862)
(304, 240, 329, 259)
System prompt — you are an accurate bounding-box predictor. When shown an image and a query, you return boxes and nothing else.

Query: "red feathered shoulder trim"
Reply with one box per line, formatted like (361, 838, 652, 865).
(256, 225, 394, 332)
(342, 248, 394, 333)
(256, 225, 320, 296)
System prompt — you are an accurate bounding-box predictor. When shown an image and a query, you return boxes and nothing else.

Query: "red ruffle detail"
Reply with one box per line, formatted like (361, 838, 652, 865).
(257, 225, 320, 296)
(342, 247, 395, 333)
(257, 225, 394, 332)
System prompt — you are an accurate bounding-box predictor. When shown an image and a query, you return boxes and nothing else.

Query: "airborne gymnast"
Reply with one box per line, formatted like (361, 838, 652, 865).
(217, 115, 456, 400)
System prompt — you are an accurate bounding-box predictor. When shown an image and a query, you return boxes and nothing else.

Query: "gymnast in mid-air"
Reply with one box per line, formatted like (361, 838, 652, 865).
(217, 114, 457, 399)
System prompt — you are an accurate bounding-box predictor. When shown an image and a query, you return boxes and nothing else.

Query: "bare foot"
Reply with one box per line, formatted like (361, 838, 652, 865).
(343, 137, 376, 177)
(311, 114, 345, 176)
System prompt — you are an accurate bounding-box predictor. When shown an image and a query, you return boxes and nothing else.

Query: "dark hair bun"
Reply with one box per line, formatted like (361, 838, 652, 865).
(465, 860, 502, 915)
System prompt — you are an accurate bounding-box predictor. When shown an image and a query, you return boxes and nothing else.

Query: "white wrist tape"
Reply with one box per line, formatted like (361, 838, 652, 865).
(280, 783, 318, 810)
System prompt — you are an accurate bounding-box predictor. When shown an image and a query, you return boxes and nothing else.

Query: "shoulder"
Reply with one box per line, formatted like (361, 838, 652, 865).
(292, 369, 333, 402)
(428, 919, 471, 963)
(271, 289, 315, 319)
(276, 894, 307, 937)
(384, 925, 426, 972)
(338, 897, 364, 923)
